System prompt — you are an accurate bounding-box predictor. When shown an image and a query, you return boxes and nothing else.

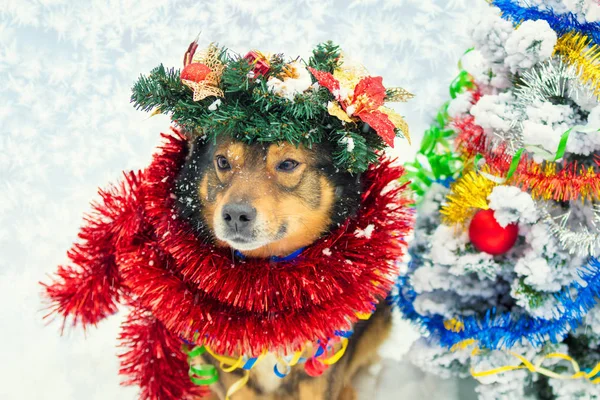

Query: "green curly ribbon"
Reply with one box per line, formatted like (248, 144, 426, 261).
(406, 64, 473, 198)
(450, 70, 475, 99)
(504, 127, 574, 180)
(185, 345, 219, 386)
(505, 148, 526, 180)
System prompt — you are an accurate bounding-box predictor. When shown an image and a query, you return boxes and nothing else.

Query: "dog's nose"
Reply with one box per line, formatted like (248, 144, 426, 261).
(222, 203, 257, 232)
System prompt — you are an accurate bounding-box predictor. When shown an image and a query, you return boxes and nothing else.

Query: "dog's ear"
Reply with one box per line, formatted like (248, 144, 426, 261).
(314, 140, 363, 229)
(173, 135, 216, 241)
(330, 172, 362, 228)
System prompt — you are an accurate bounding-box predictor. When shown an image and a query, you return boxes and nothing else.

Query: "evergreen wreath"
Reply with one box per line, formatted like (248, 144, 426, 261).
(131, 39, 413, 173)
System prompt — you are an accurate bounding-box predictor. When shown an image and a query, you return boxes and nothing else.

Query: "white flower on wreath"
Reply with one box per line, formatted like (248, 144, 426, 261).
(267, 61, 313, 101)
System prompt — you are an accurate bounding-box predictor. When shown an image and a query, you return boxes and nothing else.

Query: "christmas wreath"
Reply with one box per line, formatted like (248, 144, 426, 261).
(42, 40, 414, 400)
(131, 39, 413, 174)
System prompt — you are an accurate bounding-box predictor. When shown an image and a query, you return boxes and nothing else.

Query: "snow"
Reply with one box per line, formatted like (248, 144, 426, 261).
(208, 99, 222, 111)
(447, 91, 474, 118)
(340, 136, 356, 152)
(0, 0, 486, 399)
(568, 105, 600, 156)
(470, 93, 518, 134)
(522, 101, 575, 161)
(504, 20, 557, 73)
(266, 61, 313, 101)
(355, 223, 375, 239)
(487, 185, 538, 227)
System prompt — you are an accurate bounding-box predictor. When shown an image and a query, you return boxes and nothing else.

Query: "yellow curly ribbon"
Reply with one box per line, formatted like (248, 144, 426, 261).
(450, 339, 477, 353)
(450, 339, 600, 384)
(471, 351, 600, 384)
(322, 338, 349, 365)
(224, 370, 250, 400)
(356, 311, 373, 320)
(203, 346, 245, 372)
(287, 350, 303, 367)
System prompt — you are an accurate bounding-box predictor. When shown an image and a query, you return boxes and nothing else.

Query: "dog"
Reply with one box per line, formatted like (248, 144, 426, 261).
(174, 134, 393, 400)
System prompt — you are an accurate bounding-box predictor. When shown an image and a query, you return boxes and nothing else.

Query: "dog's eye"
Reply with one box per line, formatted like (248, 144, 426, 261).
(277, 159, 300, 172)
(215, 155, 231, 170)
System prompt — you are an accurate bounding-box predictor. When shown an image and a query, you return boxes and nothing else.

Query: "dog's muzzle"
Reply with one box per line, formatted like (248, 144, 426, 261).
(221, 202, 257, 240)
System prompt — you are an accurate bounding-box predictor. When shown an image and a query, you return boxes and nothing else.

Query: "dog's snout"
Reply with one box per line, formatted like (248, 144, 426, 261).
(222, 203, 257, 232)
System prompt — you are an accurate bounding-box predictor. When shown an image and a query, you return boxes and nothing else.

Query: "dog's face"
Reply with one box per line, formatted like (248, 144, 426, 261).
(175, 135, 361, 258)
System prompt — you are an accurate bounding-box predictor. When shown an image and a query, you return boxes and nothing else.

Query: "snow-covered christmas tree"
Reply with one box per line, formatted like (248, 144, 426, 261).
(395, 1, 600, 399)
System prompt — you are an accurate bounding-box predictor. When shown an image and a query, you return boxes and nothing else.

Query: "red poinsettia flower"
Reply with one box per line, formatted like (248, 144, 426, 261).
(308, 67, 397, 147)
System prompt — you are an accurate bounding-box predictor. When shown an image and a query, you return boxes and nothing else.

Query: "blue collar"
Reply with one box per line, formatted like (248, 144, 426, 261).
(234, 247, 305, 262)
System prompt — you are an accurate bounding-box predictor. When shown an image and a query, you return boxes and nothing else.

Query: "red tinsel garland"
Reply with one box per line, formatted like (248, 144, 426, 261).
(42, 128, 412, 399)
(119, 308, 210, 399)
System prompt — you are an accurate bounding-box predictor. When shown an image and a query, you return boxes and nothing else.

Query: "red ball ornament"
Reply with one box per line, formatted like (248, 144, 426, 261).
(469, 209, 518, 255)
(180, 63, 212, 83)
(304, 357, 329, 377)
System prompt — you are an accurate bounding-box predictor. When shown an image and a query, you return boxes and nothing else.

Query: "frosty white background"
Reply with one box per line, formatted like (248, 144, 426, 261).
(0, 0, 484, 399)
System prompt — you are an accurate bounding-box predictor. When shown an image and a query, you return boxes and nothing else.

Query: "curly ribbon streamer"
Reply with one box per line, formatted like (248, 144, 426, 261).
(322, 338, 349, 365)
(273, 339, 350, 379)
(187, 335, 350, 398)
(183, 282, 379, 392)
(274, 358, 292, 378)
(186, 344, 258, 399)
(405, 49, 474, 198)
(449, 338, 600, 384)
(225, 370, 250, 399)
(356, 311, 373, 320)
(189, 364, 219, 386)
(504, 128, 571, 179)
(450, 70, 475, 99)
(503, 148, 525, 181)
(274, 351, 304, 378)
(449, 338, 477, 353)
(186, 345, 219, 386)
(471, 351, 600, 384)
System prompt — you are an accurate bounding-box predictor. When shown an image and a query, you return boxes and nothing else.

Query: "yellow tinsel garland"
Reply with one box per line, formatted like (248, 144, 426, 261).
(440, 170, 498, 226)
(554, 32, 600, 99)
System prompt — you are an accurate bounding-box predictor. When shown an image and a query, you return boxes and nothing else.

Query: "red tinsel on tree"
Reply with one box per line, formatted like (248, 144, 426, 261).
(42, 129, 413, 399)
(452, 115, 600, 201)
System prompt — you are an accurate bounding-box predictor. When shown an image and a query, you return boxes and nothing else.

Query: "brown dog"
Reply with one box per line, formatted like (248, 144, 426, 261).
(174, 134, 393, 399)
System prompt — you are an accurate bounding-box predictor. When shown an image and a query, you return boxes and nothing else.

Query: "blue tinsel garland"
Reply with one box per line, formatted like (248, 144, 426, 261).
(491, 0, 600, 45)
(390, 257, 600, 350)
